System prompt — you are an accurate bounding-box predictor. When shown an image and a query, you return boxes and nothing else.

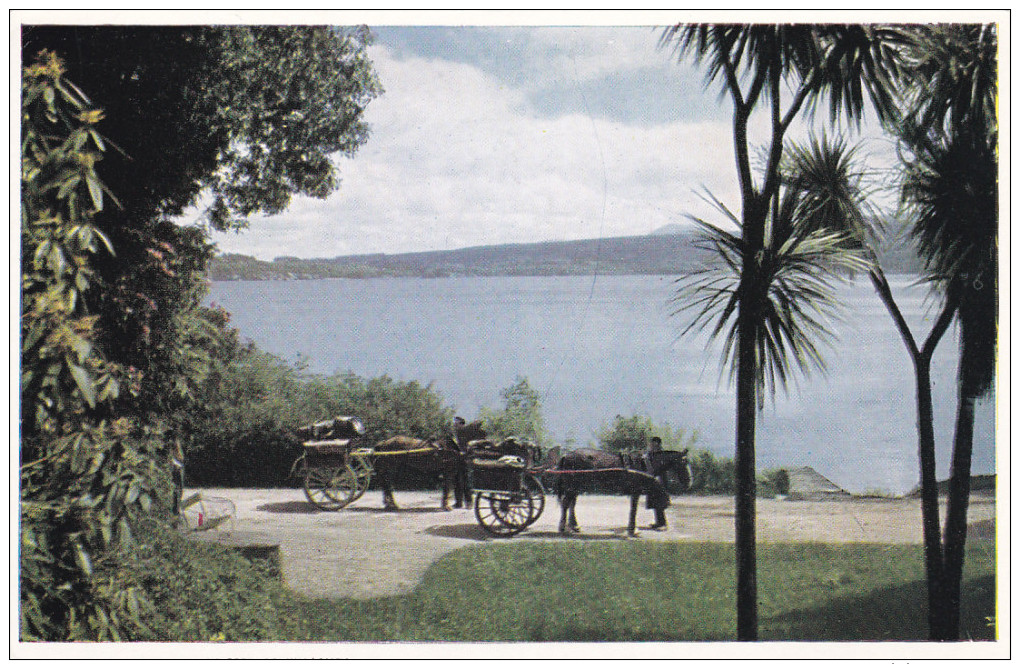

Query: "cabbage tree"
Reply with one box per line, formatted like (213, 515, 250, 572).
(662, 24, 904, 640)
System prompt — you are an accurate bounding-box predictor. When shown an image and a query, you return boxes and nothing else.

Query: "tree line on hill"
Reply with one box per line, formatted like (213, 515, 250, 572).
(208, 230, 923, 280)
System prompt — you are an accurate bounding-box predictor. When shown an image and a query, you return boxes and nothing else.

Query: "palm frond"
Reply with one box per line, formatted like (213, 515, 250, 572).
(673, 194, 867, 407)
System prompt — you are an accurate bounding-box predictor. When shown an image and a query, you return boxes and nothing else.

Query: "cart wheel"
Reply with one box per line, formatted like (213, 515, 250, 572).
(523, 474, 546, 526)
(475, 489, 534, 537)
(304, 465, 359, 510)
(348, 458, 373, 501)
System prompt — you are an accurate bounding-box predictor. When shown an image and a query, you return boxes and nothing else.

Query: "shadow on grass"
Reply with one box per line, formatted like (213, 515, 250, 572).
(766, 574, 996, 641)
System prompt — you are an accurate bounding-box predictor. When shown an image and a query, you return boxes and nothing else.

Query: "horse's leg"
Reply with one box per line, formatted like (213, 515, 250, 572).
(558, 494, 569, 534)
(628, 493, 640, 537)
(380, 470, 398, 511)
(559, 492, 579, 535)
(440, 474, 452, 511)
(651, 506, 668, 530)
(567, 493, 580, 533)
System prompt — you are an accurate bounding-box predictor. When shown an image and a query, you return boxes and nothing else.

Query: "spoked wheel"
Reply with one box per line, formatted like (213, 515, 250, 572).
(523, 474, 546, 526)
(303, 465, 359, 510)
(474, 489, 535, 537)
(349, 456, 374, 502)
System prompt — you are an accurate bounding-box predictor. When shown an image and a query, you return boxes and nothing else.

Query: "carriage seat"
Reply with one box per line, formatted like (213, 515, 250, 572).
(301, 439, 351, 455)
(469, 455, 526, 469)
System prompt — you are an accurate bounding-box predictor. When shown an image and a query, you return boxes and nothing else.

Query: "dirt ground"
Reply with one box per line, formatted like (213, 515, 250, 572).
(184, 488, 997, 600)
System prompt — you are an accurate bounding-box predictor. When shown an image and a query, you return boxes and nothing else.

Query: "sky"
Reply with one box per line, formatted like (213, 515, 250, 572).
(199, 21, 899, 260)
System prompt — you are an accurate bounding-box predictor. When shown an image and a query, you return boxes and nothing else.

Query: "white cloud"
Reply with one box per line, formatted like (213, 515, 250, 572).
(209, 33, 745, 259)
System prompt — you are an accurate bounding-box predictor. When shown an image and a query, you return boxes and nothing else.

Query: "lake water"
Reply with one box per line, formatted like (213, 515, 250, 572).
(206, 275, 996, 494)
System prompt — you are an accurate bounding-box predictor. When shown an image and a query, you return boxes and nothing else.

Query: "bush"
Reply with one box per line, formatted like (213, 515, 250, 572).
(477, 376, 547, 444)
(93, 521, 300, 641)
(760, 468, 791, 497)
(687, 449, 736, 495)
(687, 449, 789, 497)
(182, 344, 457, 487)
(595, 414, 698, 454)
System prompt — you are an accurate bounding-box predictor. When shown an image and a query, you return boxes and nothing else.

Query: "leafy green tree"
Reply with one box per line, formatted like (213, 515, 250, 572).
(20, 25, 382, 639)
(20, 52, 166, 640)
(478, 376, 548, 444)
(20, 25, 382, 434)
(662, 24, 902, 640)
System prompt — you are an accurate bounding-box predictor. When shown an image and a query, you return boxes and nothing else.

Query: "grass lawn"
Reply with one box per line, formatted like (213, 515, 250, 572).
(279, 539, 997, 642)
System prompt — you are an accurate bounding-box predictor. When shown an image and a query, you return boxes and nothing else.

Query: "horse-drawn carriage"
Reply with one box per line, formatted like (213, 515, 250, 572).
(293, 416, 373, 510)
(292, 416, 549, 535)
(464, 438, 548, 537)
(292, 417, 691, 539)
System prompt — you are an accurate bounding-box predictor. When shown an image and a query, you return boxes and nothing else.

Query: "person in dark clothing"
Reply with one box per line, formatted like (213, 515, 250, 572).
(645, 436, 668, 530)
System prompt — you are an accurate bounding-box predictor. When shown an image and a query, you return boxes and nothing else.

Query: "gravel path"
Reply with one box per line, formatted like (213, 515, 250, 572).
(184, 488, 996, 600)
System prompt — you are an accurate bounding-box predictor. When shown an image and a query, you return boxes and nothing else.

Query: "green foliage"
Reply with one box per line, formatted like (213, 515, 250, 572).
(98, 523, 301, 641)
(760, 467, 791, 497)
(19, 53, 170, 641)
(19, 26, 381, 443)
(686, 449, 736, 495)
(22, 25, 382, 231)
(684, 449, 788, 497)
(477, 376, 547, 443)
(595, 414, 698, 454)
(673, 209, 869, 407)
(180, 326, 456, 486)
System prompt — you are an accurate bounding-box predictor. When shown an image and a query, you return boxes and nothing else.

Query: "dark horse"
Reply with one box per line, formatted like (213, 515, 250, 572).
(555, 448, 691, 537)
(372, 435, 468, 511)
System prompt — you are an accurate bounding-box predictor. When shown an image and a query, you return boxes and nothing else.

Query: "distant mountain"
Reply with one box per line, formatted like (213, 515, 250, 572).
(208, 227, 921, 281)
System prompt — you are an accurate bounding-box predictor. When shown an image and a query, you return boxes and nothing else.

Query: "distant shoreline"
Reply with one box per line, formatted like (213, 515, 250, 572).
(208, 232, 924, 281)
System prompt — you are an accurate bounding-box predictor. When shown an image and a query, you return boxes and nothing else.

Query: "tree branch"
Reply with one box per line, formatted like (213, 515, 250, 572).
(869, 267, 921, 359)
(920, 290, 959, 363)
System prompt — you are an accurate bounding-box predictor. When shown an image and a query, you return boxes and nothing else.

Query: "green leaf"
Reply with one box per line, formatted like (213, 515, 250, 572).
(88, 129, 105, 151)
(67, 361, 97, 408)
(73, 542, 93, 576)
(85, 175, 103, 212)
(69, 333, 92, 361)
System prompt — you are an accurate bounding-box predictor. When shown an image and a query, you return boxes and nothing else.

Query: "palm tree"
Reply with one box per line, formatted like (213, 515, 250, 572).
(661, 24, 903, 640)
(894, 24, 998, 641)
(776, 25, 998, 639)
(782, 134, 960, 639)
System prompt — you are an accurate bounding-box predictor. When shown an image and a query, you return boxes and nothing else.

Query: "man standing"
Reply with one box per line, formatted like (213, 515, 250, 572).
(645, 436, 668, 531)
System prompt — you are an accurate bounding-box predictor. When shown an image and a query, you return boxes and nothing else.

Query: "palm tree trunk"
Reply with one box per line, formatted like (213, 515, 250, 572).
(734, 198, 764, 642)
(936, 385, 978, 640)
(869, 269, 956, 639)
(734, 301, 758, 641)
(914, 360, 948, 637)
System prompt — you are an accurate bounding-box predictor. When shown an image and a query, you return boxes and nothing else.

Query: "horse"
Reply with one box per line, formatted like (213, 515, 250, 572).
(371, 435, 467, 511)
(554, 448, 691, 537)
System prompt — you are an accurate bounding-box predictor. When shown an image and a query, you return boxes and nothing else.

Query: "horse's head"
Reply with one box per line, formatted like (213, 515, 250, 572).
(650, 449, 693, 493)
(674, 449, 692, 492)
